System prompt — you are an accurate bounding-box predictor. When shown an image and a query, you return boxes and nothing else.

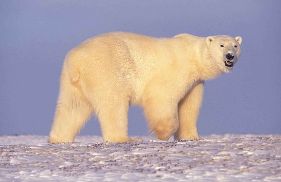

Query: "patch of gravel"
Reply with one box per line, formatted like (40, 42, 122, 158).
(0, 135, 280, 181)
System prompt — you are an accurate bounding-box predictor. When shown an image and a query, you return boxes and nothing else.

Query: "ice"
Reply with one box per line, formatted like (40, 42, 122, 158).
(0, 135, 280, 181)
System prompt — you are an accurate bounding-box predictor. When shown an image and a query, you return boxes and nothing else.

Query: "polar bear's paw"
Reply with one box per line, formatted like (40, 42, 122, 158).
(176, 133, 200, 141)
(48, 135, 74, 144)
(128, 137, 143, 143)
(104, 136, 143, 144)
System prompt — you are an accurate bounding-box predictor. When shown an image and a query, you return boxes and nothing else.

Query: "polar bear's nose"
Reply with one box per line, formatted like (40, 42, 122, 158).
(226, 53, 234, 61)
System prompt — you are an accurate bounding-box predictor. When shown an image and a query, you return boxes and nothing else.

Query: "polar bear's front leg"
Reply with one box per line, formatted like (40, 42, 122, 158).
(175, 81, 204, 141)
(144, 98, 179, 141)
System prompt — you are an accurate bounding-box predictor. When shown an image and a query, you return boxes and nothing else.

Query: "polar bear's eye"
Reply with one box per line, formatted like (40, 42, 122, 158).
(220, 44, 224, 47)
(234, 45, 238, 48)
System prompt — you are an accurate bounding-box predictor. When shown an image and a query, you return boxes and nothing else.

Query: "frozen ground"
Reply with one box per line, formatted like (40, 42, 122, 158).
(0, 135, 280, 181)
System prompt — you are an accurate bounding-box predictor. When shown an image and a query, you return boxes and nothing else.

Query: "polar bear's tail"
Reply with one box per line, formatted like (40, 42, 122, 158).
(67, 62, 80, 84)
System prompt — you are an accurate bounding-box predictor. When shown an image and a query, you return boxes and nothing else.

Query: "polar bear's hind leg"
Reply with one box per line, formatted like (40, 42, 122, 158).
(49, 69, 92, 144)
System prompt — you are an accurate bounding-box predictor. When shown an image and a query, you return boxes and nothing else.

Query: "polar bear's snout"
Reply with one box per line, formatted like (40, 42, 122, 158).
(224, 51, 236, 68)
(225, 53, 234, 61)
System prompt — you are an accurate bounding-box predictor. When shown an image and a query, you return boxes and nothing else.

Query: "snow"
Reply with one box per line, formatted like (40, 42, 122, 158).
(0, 135, 280, 181)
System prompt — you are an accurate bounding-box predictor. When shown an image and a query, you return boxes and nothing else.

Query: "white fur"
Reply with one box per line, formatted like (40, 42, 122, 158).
(49, 32, 242, 143)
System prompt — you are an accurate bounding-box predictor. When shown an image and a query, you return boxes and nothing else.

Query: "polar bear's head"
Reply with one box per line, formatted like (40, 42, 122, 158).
(206, 35, 242, 73)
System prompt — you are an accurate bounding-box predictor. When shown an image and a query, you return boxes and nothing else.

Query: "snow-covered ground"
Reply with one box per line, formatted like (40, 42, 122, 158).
(0, 135, 280, 181)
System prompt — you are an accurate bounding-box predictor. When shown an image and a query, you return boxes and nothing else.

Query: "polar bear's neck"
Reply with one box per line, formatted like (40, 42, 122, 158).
(173, 36, 223, 81)
(195, 40, 223, 80)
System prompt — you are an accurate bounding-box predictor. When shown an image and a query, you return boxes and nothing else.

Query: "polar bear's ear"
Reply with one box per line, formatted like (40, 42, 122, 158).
(235, 36, 242, 45)
(206, 36, 214, 46)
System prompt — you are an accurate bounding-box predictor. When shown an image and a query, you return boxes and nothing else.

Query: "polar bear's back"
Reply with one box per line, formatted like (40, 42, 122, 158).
(67, 32, 160, 74)
(63, 32, 165, 103)
(63, 32, 203, 103)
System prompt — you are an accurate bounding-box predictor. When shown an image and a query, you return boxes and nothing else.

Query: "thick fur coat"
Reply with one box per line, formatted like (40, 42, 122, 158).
(49, 32, 242, 143)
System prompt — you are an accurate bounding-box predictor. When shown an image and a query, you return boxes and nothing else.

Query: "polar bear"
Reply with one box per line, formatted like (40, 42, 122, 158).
(49, 32, 242, 143)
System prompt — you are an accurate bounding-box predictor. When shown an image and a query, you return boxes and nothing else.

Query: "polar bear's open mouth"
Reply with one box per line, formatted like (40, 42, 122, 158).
(224, 60, 234, 68)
